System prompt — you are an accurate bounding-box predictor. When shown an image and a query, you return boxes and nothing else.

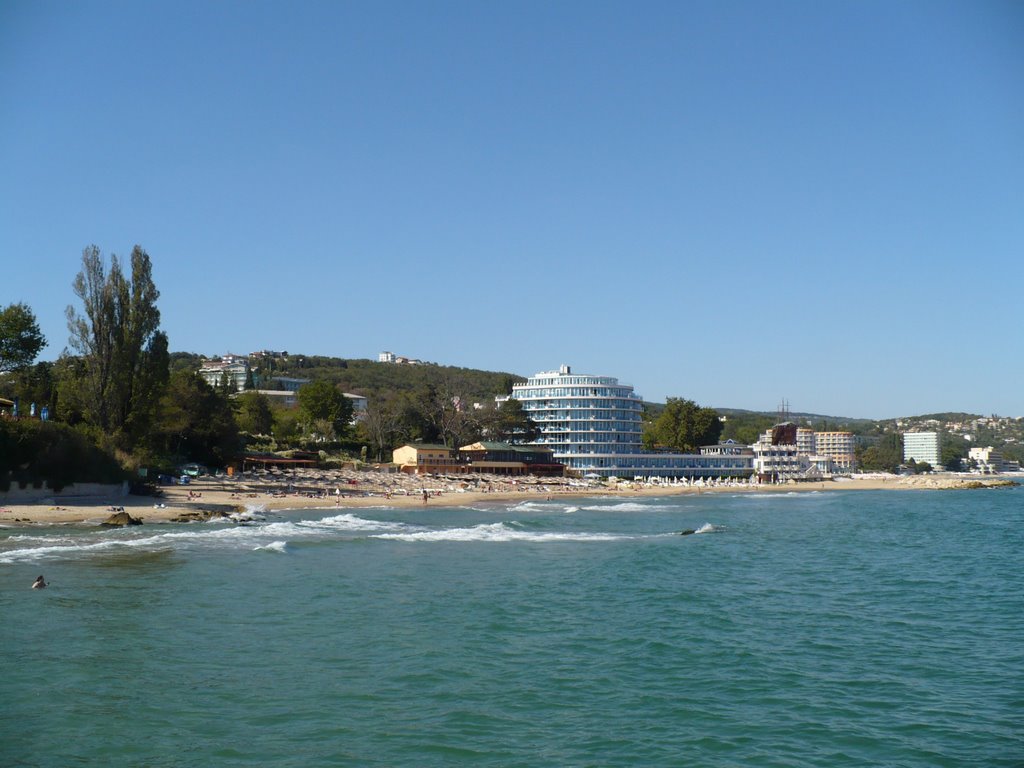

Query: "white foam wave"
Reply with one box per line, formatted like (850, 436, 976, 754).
(307, 513, 410, 532)
(0, 534, 175, 563)
(735, 491, 827, 499)
(0, 512, 421, 563)
(373, 522, 624, 543)
(581, 502, 672, 512)
(563, 506, 580, 514)
(508, 501, 552, 512)
(253, 540, 288, 553)
(8, 534, 81, 544)
(694, 522, 717, 534)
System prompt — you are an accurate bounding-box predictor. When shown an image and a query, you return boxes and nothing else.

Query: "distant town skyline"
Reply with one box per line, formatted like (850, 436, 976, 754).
(2, 1, 1022, 420)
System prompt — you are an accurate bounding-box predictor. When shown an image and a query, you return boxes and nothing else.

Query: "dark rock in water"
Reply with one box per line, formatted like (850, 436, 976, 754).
(100, 511, 143, 527)
(679, 529, 696, 536)
(171, 508, 233, 523)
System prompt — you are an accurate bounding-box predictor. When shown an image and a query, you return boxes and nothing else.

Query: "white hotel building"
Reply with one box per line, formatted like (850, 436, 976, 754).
(903, 431, 941, 468)
(509, 365, 753, 480)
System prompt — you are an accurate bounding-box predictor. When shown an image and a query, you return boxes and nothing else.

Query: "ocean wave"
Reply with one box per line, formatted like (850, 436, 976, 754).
(580, 502, 678, 513)
(308, 513, 411, 532)
(507, 501, 553, 512)
(253, 540, 288, 553)
(373, 522, 625, 543)
(0, 535, 176, 563)
(0, 512, 420, 563)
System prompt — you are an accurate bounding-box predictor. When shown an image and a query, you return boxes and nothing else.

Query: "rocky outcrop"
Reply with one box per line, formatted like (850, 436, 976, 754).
(100, 511, 143, 527)
(897, 476, 1019, 491)
(171, 508, 234, 523)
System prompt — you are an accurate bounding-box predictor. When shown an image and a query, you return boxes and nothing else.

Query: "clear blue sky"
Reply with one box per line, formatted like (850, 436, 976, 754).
(2, 0, 1022, 419)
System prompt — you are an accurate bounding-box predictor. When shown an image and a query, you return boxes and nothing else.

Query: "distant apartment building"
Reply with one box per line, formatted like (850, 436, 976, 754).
(378, 351, 396, 363)
(968, 446, 1003, 474)
(345, 393, 368, 421)
(796, 428, 816, 456)
(245, 386, 367, 420)
(271, 376, 311, 392)
(250, 389, 300, 408)
(199, 359, 250, 391)
(903, 431, 941, 468)
(753, 423, 823, 481)
(814, 431, 857, 473)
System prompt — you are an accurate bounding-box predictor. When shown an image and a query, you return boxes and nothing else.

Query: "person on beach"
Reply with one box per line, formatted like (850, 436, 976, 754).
(422, 490, 428, 504)
(32, 575, 47, 589)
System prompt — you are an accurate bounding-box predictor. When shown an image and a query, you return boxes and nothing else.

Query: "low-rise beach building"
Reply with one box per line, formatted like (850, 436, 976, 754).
(459, 442, 564, 476)
(392, 444, 465, 474)
(269, 376, 311, 392)
(249, 389, 300, 408)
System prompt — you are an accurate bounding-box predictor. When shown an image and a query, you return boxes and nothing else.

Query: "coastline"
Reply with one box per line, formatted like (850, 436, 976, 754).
(0, 471, 1017, 527)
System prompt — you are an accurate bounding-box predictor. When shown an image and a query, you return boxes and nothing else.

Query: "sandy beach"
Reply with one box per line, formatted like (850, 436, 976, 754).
(0, 469, 1017, 527)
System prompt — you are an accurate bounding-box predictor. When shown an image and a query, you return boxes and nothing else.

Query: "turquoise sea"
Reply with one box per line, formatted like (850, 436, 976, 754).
(2, 486, 1022, 767)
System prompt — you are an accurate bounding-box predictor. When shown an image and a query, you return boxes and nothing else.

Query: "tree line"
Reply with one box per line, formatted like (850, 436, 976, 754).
(0, 245, 541, 484)
(3, 245, 988, 485)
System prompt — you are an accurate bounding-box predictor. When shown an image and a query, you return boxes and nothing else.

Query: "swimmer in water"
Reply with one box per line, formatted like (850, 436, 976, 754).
(32, 575, 47, 589)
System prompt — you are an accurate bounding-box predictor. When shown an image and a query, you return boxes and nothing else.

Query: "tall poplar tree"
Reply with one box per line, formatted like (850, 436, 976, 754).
(65, 245, 167, 441)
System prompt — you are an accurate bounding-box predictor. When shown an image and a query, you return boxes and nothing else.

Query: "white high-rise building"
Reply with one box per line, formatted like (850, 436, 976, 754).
(510, 365, 752, 480)
(903, 431, 941, 468)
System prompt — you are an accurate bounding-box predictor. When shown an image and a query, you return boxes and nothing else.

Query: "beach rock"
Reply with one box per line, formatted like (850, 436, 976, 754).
(100, 511, 143, 527)
(171, 508, 234, 523)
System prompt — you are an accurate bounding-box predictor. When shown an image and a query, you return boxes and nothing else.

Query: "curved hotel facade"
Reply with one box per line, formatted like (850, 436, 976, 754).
(510, 365, 753, 480)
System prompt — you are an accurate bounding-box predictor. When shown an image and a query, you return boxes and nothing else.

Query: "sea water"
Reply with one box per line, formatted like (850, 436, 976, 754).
(1, 487, 1022, 767)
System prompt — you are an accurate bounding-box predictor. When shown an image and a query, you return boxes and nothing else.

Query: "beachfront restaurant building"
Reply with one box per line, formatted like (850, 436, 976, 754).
(459, 442, 565, 476)
(393, 444, 466, 474)
(509, 365, 754, 480)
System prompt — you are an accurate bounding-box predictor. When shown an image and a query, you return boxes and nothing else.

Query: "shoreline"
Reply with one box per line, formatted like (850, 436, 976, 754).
(0, 472, 1017, 527)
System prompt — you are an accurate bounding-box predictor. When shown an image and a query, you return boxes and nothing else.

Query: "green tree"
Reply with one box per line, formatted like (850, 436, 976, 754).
(65, 245, 166, 442)
(272, 407, 301, 445)
(236, 391, 274, 435)
(298, 380, 354, 439)
(646, 398, 723, 452)
(941, 433, 969, 471)
(0, 302, 46, 373)
(472, 398, 539, 444)
(720, 413, 775, 445)
(357, 394, 405, 462)
(412, 380, 470, 447)
(858, 433, 903, 472)
(148, 370, 239, 467)
(0, 361, 57, 414)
